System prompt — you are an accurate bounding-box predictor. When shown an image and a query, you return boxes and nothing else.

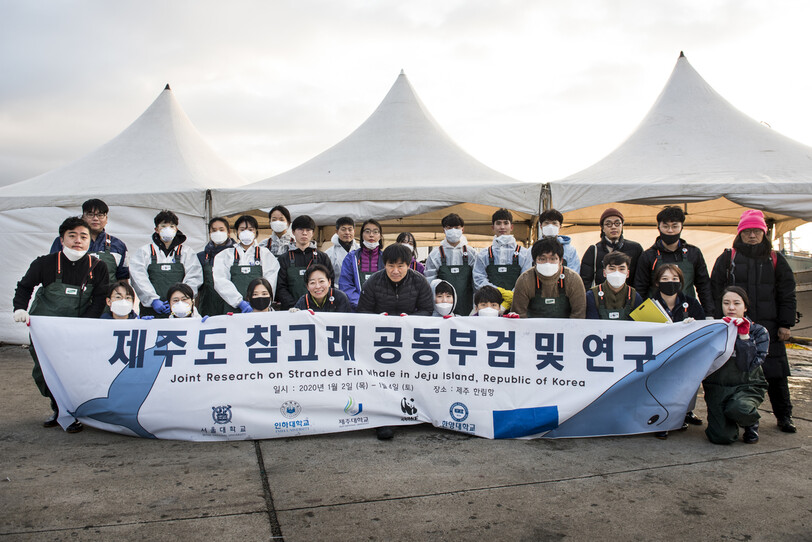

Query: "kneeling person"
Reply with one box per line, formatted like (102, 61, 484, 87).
(294, 264, 352, 313)
(585, 252, 642, 320)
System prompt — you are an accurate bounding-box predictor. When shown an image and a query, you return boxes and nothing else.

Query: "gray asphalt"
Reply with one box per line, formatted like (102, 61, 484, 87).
(1, 344, 810, 541)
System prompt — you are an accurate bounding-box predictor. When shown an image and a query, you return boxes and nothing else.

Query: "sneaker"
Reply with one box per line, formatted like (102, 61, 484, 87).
(43, 412, 59, 428)
(777, 417, 797, 433)
(742, 424, 759, 444)
(684, 411, 703, 426)
(654, 431, 668, 440)
(66, 420, 84, 433)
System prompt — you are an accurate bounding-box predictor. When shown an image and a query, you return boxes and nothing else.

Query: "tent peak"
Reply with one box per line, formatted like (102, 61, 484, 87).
(164, 83, 171, 90)
(399, 69, 405, 75)
(679, 51, 685, 58)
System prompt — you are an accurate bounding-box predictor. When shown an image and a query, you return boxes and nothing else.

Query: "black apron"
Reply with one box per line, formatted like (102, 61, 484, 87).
(87, 234, 118, 284)
(437, 246, 474, 316)
(198, 252, 230, 316)
(650, 246, 696, 299)
(141, 244, 186, 318)
(231, 246, 263, 312)
(486, 245, 522, 290)
(527, 272, 571, 318)
(286, 249, 317, 304)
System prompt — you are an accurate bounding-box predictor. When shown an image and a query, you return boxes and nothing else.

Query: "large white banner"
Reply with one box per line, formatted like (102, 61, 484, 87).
(30, 313, 735, 441)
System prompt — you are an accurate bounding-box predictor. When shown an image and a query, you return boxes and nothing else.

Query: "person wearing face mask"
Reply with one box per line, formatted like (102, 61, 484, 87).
(634, 206, 714, 314)
(585, 252, 642, 320)
(213, 215, 280, 314)
(472, 286, 504, 317)
(129, 210, 203, 318)
(339, 219, 385, 310)
(538, 209, 580, 274)
(510, 237, 586, 319)
(425, 213, 478, 316)
(472, 209, 533, 312)
(325, 217, 360, 281)
(430, 279, 457, 318)
(259, 205, 294, 256)
(579, 208, 644, 289)
(101, 281, 154, 320)
(710, 209, 798, 434)
(49, 199, 129, 284)
(275, 215, 333, 310)
(649, 264, 706, 438)
(196, 217, 236, 317)
(395, 232, 425, 275)
(13, 216, 110, 432)
(165, 283, 199, 318)
(292, 264, 352, 313)
(245, 278, 275, 312)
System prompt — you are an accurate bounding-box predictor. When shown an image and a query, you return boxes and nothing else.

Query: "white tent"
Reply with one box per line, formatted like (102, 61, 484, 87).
(212, 71, 543, 230)
(0, 85, 248, 344)
(550, 53, 812, 236)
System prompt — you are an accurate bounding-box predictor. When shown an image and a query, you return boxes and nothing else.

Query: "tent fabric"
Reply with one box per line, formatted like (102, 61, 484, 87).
(212, 71, 543, 219)
(550, 53, 812, 231)
(0, 86, 248, 344)
(0, 86, 247, 217)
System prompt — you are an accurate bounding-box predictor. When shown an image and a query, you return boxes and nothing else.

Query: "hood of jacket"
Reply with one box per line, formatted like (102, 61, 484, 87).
(430, 279, 457, 316)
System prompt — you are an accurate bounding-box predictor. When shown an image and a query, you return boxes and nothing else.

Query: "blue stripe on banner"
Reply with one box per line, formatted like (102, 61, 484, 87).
(493, 406, 559, 438)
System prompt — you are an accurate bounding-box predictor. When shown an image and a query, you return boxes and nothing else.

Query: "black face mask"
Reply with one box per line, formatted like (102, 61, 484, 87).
(658, 281, 681, 296)
(249, 296, 272, 311)
(659, 232, 681, 245)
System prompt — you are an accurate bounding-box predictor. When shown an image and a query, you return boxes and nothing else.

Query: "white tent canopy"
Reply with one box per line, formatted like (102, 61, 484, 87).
(0, 85, 246, 217)
(550, 53, 812, 234)
(0, 86, 248, 344)
(212, 71, 543, 222)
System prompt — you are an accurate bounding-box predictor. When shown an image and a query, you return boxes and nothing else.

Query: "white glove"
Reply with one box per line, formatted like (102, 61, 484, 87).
(13, 309, 29, 324)
(681, 317, 695, 324)
(288, 307, 300, 313)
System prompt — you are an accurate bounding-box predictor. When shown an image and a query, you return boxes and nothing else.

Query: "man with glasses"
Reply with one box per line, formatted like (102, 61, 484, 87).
(50, 199, 129, 284)
(579, 208, 643, 289)
(634, 206, 714, 314)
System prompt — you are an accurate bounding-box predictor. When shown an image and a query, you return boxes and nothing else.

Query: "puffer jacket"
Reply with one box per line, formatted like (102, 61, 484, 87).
(356, 269, 434, 316)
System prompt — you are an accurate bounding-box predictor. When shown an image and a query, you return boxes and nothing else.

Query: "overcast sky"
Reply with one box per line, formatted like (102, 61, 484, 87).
(1, 1, 811, 244)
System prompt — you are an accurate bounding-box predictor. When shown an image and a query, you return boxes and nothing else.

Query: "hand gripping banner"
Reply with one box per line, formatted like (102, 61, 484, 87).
(30, 313, 735, 441)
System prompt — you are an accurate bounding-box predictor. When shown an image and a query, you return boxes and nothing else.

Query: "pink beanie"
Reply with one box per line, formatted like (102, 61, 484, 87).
(737, 210, 767, 234)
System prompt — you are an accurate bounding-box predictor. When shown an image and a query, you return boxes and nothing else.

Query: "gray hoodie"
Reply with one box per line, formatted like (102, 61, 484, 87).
(430, 279, 457, 317)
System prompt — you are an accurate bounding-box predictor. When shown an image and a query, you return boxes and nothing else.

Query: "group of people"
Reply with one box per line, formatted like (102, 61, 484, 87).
(12, 199, 798, 444)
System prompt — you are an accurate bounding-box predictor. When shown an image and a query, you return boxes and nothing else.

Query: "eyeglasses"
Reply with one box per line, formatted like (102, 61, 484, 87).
(603, 221, 622, 228)
(84, 212, 107, 219)
(363, 229, 380, 235)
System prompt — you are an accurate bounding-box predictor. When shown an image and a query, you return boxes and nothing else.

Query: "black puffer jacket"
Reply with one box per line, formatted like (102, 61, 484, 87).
(710, 242, 796, 378)
(356, 269, 433, 315)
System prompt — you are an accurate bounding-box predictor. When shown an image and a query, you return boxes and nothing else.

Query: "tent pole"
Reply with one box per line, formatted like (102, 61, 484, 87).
(204, 190, 212, 225)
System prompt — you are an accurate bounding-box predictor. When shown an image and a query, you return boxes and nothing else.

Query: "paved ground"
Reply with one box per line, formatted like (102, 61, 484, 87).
(1, 344, 810, 541)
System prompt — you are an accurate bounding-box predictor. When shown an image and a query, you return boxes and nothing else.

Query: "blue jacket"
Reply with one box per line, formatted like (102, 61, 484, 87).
(51, 230, 129, 280)
(558, 235, 580, 274)
(338, 248, 384, 309)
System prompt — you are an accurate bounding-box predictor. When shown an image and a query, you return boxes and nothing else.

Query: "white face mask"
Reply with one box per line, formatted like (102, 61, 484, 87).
(238, 230, 256, 245)
(536, 263, 559, 277)
(605, 271, 628, 289)
(495, 234, 514, 245)
(159, 226, 176, 243)
(435, 302, 453, 316)
(210, 231, 228, 245)
(171, 301, 192, 318)
(363, 240, 379, 250)
(270, 220, 287, 233)
(62, 246, 87, 262)
(110, 299, 133, 317)
(478, 307, 499, 318)
(401, 243, 414, 252)
(541, 224, 560, 238)
(445, 228, 463, 243)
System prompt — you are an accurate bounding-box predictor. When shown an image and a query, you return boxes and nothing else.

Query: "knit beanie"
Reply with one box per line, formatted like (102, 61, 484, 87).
(737, 210, 767, 234)
(600, 208, 624, 225)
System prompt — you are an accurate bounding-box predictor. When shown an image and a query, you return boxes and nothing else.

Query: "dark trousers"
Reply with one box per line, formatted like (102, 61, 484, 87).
(766, 377, 793, 419)
(29, 344, 57, 412)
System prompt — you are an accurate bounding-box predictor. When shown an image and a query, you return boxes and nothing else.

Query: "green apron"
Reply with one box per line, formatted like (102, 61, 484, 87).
(87, 234, 118, 284)
(285, 249, 317, 304)
(141, 244, 186, 318)
(231, 246, 263, 312)
(527, 272, 571, 318)
(486, 245, 523, 290)
(650, 246, 696, 299)
(29, 253, 98, 397)
(197, 252, 230, 316)
(591, 284, 635, 321)
(357, 249, 382, 289)
(437, 246, 474, 316)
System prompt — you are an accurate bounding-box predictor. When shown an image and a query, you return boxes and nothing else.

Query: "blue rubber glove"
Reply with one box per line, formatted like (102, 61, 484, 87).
(151, 299, 169, 314)
(139, 315, 155, 320)
(201, 315, 209, 323)
(238, 300, 253, 313)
